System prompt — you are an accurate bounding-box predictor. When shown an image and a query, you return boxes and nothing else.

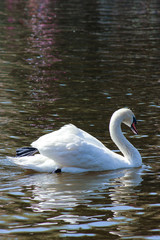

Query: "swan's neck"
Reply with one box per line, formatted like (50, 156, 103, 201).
(109, 117, 141, 166)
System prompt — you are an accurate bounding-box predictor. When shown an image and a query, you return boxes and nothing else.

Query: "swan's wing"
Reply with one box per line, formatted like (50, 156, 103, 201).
(32, 124, 106, 151)
(31, 124, 113, 170)
(78, 128, 107, 150)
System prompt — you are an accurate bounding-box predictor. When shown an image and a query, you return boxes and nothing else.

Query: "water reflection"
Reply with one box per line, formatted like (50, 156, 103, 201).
(25, 168, 143, 238)
(0, 166, 143, 237)
(23, 0, 64, 128)
(16, 168, 143, 215)
(1, 0, 67, 148)
(2, 160, 156, 239)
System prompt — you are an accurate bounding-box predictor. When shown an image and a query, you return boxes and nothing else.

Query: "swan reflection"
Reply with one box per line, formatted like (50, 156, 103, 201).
(18, 168, 143, 214)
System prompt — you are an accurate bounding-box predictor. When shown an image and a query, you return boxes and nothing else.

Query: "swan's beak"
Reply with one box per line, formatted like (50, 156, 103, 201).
(131, 118, 138, 135)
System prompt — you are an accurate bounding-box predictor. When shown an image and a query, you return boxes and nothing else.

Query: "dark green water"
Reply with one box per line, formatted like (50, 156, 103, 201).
(0, 0, 160, 239)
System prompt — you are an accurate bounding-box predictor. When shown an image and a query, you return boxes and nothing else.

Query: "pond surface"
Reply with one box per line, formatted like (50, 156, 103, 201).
(0, 0, 160, 239)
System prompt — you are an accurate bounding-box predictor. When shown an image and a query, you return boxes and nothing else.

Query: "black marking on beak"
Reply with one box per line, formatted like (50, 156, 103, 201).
(131, 117, 138, 135)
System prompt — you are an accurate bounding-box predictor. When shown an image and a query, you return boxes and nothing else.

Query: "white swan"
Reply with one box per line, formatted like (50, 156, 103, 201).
(9, 108, 142, 173)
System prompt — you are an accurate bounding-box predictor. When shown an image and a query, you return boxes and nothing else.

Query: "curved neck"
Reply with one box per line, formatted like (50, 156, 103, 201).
(109, 116, 141, 165)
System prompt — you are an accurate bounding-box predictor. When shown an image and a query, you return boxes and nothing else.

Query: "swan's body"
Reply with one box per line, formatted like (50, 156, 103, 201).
(9, 108, 142, 173)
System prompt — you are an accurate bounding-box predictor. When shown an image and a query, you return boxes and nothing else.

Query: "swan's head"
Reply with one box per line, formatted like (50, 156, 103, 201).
(112, 108, 138, 134)
(122, 108, 138, 134)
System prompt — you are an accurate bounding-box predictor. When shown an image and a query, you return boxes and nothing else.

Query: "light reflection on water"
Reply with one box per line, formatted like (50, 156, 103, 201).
(0, 166, 145, 237)
(0, 0, 160, 239)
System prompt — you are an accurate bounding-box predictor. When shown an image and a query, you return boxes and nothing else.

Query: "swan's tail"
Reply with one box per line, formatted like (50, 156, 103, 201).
(13, 147, 61, 173)
(16, 147, 38, 157)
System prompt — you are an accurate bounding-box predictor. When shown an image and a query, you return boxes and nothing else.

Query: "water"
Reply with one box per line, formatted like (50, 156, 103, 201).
(0, 0, 160, 239)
